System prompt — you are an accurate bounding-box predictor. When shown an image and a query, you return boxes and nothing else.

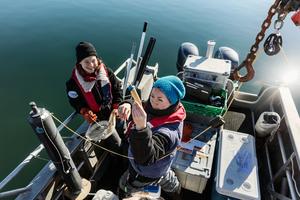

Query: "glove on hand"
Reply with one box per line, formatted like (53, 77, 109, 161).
(80, 108, 97, 124)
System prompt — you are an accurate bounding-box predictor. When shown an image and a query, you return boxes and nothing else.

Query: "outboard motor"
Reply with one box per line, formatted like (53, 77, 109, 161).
(214, 47, 239, 76)
(176, 42, 199, 74)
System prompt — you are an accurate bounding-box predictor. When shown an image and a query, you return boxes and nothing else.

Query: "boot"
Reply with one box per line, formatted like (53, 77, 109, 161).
(164, 191, 182, 200)
(164, 184, 182, 200)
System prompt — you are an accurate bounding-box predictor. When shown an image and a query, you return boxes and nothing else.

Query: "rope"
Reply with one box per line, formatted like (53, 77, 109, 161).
(31, 154, 68, 165)
(50, 64, 260, 163)
(40, 117, 69, 173)
(52, 112, 215, 161)
(52, 111, 214, 161)
(31, 154, 53, 163)
(158, 125, 213, 160)
(221, 81, 243, 117)
(223, 47, 265, 116)
(50, 113, 134, 160)
(50, 67, 255, 165)
(159, 77, 246, 160)
(291, 157, 300, 197)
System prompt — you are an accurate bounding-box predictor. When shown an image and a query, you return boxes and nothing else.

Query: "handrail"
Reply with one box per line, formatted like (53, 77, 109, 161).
(279, 87, 300, 168)
(0, 184, 32, 199)
(57, 111, 77, 131)
(114, 58, 137, 77)
(264, 93, 299, 200)
(0, 111, 77, 192)
(0, 145, 44, 191)
(0, 59, 138, 197)
(0, 57, 132, 195)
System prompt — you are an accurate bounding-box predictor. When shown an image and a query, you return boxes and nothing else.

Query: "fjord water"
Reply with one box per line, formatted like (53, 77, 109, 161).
(0, 0, 299, 189)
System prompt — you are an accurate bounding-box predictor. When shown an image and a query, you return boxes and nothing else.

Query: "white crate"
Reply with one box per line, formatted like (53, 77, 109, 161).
(172, 132, 217, 194)
(183, 55, 231, 90)
(216, 129, 261, 200)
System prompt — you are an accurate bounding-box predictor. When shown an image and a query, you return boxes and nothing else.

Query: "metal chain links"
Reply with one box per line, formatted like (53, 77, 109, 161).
(263, 10, 286, 56)
(233, 0, 283, 82)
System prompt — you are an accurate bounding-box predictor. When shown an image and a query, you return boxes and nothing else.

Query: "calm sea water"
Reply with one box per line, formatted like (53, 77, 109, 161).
(0, 0, 299, 190)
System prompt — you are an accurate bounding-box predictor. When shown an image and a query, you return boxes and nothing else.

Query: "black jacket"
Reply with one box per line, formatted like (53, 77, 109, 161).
(66, 67, 123, 120)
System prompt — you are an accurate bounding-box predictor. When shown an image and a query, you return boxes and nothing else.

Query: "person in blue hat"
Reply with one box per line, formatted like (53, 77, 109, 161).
(119, 75, 186, 200)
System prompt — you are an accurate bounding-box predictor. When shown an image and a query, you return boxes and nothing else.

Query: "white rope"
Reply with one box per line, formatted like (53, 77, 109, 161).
(50, 113, 134, 160)
(31, 154, 51, 162)
(290, 157, 300, 197)
(41, 117, 69, 173)
(158, 125, 213, 160)
(51, 75, 247, 163)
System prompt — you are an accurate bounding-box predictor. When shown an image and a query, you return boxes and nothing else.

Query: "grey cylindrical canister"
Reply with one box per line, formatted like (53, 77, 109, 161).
(28, 102, 82, 195)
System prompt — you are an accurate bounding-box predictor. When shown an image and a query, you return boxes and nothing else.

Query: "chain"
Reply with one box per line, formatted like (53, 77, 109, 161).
(248, 0, 281, 62)
(233, 0, 282, 82)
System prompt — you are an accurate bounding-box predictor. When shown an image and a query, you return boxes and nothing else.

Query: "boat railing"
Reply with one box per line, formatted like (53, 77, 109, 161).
(266, 87, 300, 200)
(0, 111, 77, 199)
(259, 87, 300, 200)
(0, 58, 132, 199)
(229, 84, 300, 199)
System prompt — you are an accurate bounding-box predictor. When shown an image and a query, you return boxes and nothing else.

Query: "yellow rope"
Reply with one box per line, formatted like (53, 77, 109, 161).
(51, 74, 249, 162)
(159, 77, 246, 160)
(32, 154, 66, 164)
(222, 81, 243, 117)
(222, 47, 265, 116)
(50, 113, 134, 160)
(158, 125, 213, 160)
(51, 70, 251, 162)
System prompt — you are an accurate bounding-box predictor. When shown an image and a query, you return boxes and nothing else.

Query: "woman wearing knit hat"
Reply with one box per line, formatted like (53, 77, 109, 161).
(66, 41, 131, 151)
(66, 41, 131, 123)
(119, 75, 186, 200)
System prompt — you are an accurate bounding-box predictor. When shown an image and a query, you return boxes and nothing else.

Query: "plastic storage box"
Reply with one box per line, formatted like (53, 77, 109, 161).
(183, 55, 231, 90)
(182, 89, 227, 118)
(172, 129, 218, 194)
(216, 129, 260, 200)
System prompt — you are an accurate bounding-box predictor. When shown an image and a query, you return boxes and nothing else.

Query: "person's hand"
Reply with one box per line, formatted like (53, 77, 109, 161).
(132, 103, 147, 130)
(118, 103, 131, 120)
(80, 108, 97, 124)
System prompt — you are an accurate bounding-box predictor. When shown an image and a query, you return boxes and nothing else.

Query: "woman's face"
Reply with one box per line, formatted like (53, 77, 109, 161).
(80, 56, 99, 74)
(150, 88, 171, 110)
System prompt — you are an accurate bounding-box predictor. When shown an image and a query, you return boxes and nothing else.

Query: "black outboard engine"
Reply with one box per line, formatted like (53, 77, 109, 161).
(214, 47, 239, 76)
(176, 42, 199, 74)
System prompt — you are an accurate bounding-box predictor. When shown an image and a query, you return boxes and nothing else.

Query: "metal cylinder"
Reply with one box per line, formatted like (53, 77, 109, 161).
(28, 102, 82, 195)
(206, 40, 216, 58)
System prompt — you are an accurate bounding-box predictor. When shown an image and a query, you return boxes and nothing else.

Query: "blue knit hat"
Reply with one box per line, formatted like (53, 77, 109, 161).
(152, 75, 185, 105)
